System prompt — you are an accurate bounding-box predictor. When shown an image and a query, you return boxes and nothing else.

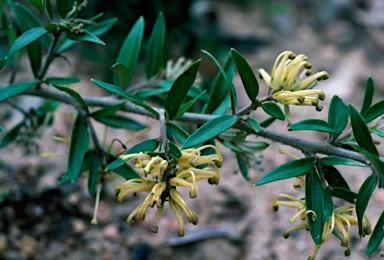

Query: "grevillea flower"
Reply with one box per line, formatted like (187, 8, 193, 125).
(258, 51, 329, 112)
(115, 145, 222, 236)
(272, 176, 371, 260)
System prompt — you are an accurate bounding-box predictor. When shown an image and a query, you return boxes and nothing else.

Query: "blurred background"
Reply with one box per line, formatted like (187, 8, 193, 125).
(1, 0, 384, 259)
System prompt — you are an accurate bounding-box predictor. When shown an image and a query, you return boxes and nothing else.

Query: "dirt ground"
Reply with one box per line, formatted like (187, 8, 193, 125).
(1, 1, 384, 259)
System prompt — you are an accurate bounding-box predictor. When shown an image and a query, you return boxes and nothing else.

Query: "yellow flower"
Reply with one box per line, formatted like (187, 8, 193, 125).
(258, 51, 328, 111)
(272, 192, 371, 260)
(114, 145, 222, 236)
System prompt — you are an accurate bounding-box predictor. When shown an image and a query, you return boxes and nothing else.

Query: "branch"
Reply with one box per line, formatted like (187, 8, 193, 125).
(24, 87, 369, 165)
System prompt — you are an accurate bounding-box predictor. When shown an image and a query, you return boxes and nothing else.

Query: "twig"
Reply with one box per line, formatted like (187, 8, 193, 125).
(23, 87, 370, 165)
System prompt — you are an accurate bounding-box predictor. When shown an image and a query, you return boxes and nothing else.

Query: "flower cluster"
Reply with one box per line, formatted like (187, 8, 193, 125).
(115, 145, 222, 236)
(272, 176, 371, 260)
(258, 51, 329, 111)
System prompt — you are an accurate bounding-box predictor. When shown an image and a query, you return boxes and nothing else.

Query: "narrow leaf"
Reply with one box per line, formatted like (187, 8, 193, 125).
(366, 210, 384, 256)
(111, 63, 130, 90)
(115, 16, 144, 86)
(56, 0, 70, 19)
(231, 48, 258, 101)
(204, 51, 235, 114)
(181, 115, 238, 149)
(107, 154, 141, 179)
(173, 90, 206, 120)
(52, 85, 89, 114)
(90, 102, 126, 119)
(361, 77, 374, 115)
(330, 187, 357, 204)
(81, 150, 101, 196)
(202, 50, 237, 114)
(360, 150, 384, 188)
(7, 27, 48, 58)
(45, 77, 80, 85)
(363, 100, 384, 123)
(65, 30, 105, 45)
(164, 59, 201, 119)
(236, 152, 249, 180)
(167, 123, 189, 143)
(320, 156, 366, 167)
(168, 141, 182, 158)
(106, 139, 160, 171)
(305, 170, 324, 245)
(94, 114, 147, 130)
(356, 174, 377, 236)
(66, 113, 90, 181)
(0, 122, 23, 148)
(0, 81, 37, 102)
(323, 191, 334, 222)
(289, 119, 335, 133)
(322, 165, 350, 190)
(328, 95, 348, 135)
(91, 79, 159, 118)
(261, 102, 285, 120)
(349, 104, 378, 156)
(246, 117, 261, 133)
(146, 11, 166, 79)
(255, 157, 316, 185)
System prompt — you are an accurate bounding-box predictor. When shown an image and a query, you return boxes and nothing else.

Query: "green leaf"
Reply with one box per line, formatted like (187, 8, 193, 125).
(181, 115, 238, 149)
(167, 123, 189, 143)
(363, 100, 384, 123)
(0, 81, 37, 102)
(238, 140, 269, 153)
(349, 104, 378, 156)
(236, 152, 249, 180)
(146, 12, 166, 79)
(202, 50, 237, 114)
(56, 0, 70, 18)
(204, 51, 235, 114)
(90, 102, 126, 119)
(164, 59, 201, 119)
(255, 157, 316, 186)
(246, 117, 261, 133)
(115, 16, 144, 86)
(57, 18, 117, 54)
(66, 113, 90, 181)
(111, 63, 130, 90)
(320, 156, 366, 167)
(81, 150, 101, 196)
(26, 0, 42, 10)
(361, 77, 374, 116)
(261, 102, 285, 120)
(106, 139, 160, 171)
(360, 150, 384, 188)
(322, 165, 350, 190)
(323, 190, 333, 222)
(328, 95, 348, 136)
(173, 90, 206, 120)
(45, 77, 80, 85)
(6, 27, 48, 59)
(356, 174, 377, 236)
(330, 187, 357, 204)
(94, 114, 147, 130)
(168, 141, 182, 158)
(259, 117, 275, 128)
(366, 210, 384, 256)
(0, 122, 23, 148)
(289, 119, 335, 133)
(65, 30, 105, 45)
(0, 125, 3, 132)
(305, 170, 324, 245)
(91, 79, 159, 118)
(231, 48, 258, 101)
(52, 85, 89, 114)
(107, 154, 140, 179)
(86, 18, 117, 36)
